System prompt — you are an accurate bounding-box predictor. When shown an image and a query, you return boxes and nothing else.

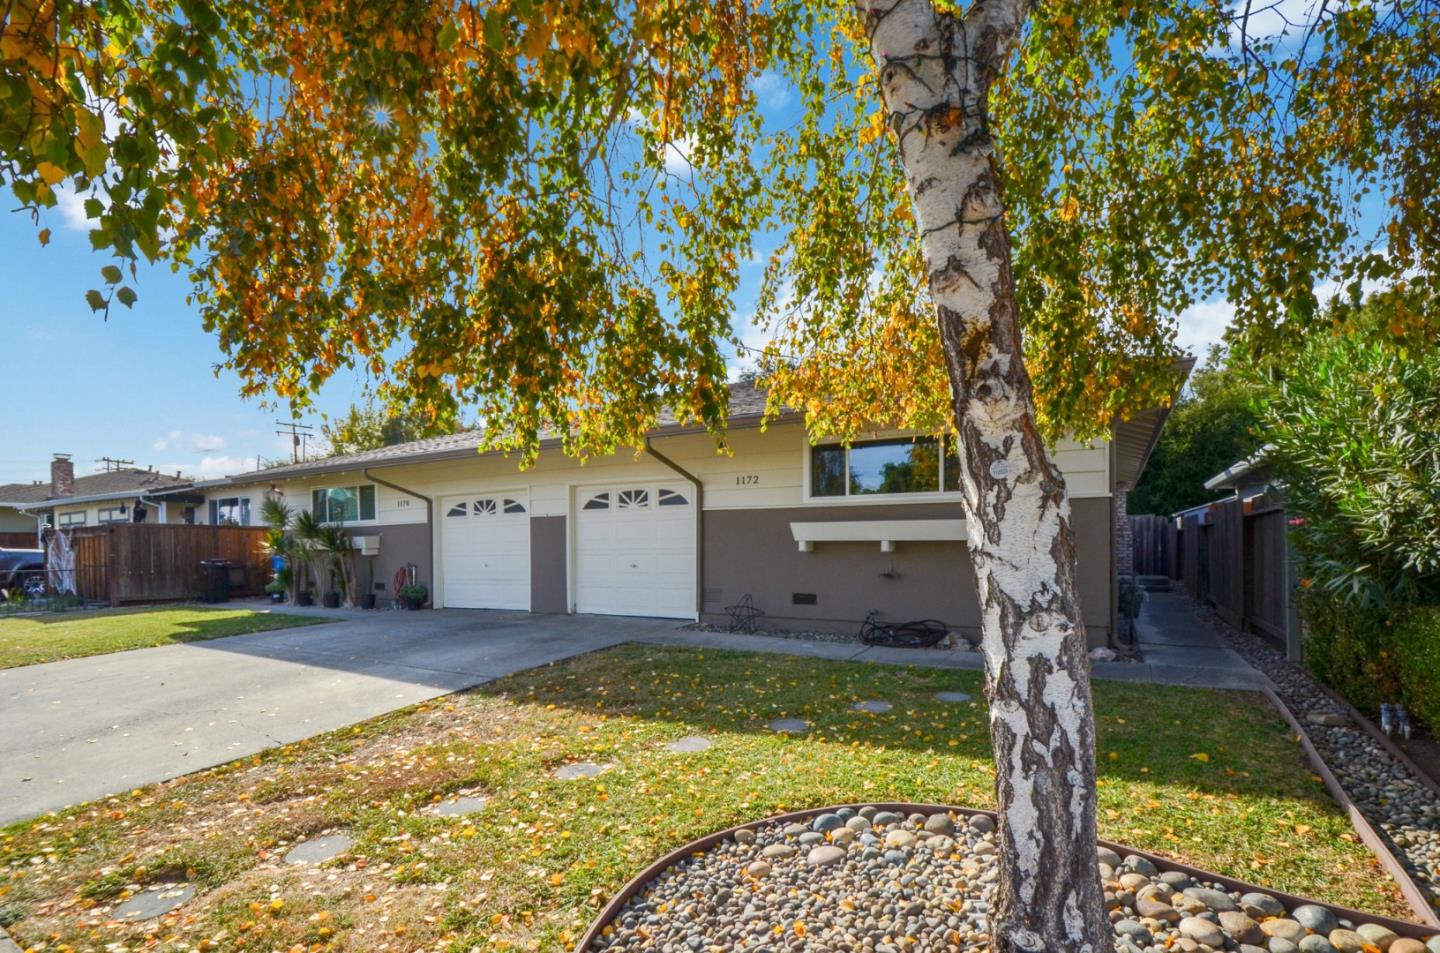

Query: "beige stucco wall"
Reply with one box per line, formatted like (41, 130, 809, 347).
(699, 496, 1112, 646)
(206, 420, 1114, 628)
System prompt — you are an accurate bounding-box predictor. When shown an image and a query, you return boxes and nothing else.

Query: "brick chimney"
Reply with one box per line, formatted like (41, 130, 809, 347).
(50, 453, 75, 498)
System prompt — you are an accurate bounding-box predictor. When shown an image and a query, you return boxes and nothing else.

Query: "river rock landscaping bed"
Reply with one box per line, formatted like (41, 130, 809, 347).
(584, 807, 1440, 953)
(1213, 614, 1440, 912)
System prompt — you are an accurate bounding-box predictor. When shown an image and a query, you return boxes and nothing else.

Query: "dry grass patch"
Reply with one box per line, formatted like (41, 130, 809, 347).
(0, 644, 1408, 952)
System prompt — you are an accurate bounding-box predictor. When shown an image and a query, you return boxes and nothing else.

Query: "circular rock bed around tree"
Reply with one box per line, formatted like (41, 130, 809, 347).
(579, 805, 1439, 953)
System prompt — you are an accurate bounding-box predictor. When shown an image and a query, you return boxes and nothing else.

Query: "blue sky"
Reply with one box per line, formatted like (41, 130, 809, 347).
(0, 209, 371, 485)
(0, 181, 1236, 488)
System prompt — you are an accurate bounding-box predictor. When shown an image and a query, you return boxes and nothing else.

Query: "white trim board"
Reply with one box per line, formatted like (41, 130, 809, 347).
(789, 518, 966, 552)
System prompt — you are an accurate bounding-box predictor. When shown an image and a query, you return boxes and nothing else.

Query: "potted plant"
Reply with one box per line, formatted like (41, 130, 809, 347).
(265, 576, 288, 604)
(399, 583, 428, 610)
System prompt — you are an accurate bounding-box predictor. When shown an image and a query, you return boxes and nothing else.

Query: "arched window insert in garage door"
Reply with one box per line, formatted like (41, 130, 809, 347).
(445, 497, 527, 518)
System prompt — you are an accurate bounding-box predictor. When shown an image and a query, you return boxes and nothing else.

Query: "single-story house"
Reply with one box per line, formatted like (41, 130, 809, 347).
(198, 382, 1184, 646)
(0, 455, 201, 535)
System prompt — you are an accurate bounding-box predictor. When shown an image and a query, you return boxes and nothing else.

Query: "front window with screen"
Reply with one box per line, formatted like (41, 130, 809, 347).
(810, 436, 961, 499)
(311, 484, 377, 523)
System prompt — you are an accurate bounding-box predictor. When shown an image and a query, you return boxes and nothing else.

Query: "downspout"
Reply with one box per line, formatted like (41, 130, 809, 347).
(362, 469, 434, 602)
(644, 437, 704, 617)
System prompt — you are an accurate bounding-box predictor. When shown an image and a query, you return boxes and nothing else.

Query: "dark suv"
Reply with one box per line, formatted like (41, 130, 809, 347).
(0, 547, 45, 598)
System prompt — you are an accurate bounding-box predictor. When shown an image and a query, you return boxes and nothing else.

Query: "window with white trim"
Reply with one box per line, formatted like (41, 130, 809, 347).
(311, 485, 377, 523)
(208, 497, 252, 526)
(98, 506, 128, 524)
(810, 436, 961, 498)
(58, 511, 87, 527)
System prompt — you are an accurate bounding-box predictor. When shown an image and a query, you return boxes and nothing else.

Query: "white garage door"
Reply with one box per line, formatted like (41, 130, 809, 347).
(440, 493, 531, 610)
(575, 483, 696, 619)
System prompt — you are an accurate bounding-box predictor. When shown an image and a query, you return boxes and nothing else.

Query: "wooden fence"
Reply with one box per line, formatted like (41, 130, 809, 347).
(1129, 514, 1177, 577)
(0, 531, 39, 548)
(68, 524, 271, 605)
(1142, 492, 1297, 654)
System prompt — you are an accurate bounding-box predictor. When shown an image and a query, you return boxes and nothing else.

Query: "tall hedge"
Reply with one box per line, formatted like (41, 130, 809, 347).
(1393, 607, 1440, 734)
(1299, 589, 1400, 715)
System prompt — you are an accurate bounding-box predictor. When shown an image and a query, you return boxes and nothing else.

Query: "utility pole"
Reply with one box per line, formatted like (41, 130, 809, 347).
(96, 456, 134, 472)
(274, 421, 315, 464)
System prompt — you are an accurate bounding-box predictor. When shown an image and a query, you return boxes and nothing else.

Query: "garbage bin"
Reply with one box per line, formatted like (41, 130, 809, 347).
(200, 559, 231, 603)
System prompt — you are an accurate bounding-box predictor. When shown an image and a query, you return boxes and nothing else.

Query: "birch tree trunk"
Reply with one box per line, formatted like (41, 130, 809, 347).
(854, 1, 1111, 950)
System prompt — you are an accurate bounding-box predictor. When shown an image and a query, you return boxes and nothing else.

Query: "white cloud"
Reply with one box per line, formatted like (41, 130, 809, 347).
(751, 71, 792, 113)
(52, 183, 99, 231)
(152, 430, 182, 452)
(189, 433, 226, 452)
(158, 455, 251, 479)
(661, 135, 696, 175)
(1174, 297, 1236, 366)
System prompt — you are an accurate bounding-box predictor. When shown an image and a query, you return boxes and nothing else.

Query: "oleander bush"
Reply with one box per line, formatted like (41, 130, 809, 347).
(1393, 606, 1440, 734)
(1298, 588, 1400, 715)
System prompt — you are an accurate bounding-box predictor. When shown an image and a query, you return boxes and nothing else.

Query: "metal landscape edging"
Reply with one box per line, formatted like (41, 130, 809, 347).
(573, 801, 1438, 952)
(1257, 683, 1440, 928)
(1307, 678, 1440, 802)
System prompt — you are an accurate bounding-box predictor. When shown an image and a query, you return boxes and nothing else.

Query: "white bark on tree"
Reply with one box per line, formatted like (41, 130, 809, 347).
(853, 0, 1110, 950)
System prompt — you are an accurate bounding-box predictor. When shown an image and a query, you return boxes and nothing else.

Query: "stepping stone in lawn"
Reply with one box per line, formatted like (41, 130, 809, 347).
(429, 795, 489, 817)
(935, 691, 972, 703)
(553, 761, 612, 781)
(768, 718, 810, 734)
(112, 884, 195, 922)
(665, 736, 713, 754)
(284, 833, 353, 865)
(852, 700, 892, 714)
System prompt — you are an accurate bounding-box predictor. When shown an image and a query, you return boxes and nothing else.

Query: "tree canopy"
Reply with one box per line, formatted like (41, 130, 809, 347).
(319, 402, 450, 456)
(1128, 350, 1261, 516)
(4, 0, 1437, 454)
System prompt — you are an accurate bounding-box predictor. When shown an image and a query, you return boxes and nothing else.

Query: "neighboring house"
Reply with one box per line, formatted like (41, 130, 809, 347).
(201, 382, 1185, 645)
(4, 455, 201, 531)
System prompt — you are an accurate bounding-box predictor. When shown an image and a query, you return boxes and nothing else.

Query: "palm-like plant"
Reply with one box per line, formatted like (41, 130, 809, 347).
(292, 508, 326, 600)
(313, 523, 356, 606)
(259, 497, 305, 602)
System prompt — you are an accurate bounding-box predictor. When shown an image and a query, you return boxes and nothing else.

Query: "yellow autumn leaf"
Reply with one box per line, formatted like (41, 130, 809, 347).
(1190, 752, 1210, 762)
(36, 161, 67, 185)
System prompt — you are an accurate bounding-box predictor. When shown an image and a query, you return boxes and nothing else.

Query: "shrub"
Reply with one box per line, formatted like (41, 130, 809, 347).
(1393, 606, 1440, 734)
(1298, 588, 1400, 714)
(1262, 330, 1440, 608)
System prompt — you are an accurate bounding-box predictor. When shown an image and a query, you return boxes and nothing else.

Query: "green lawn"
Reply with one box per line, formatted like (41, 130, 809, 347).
(0, 606, 327, 668)
(0, 645, 1407, 952)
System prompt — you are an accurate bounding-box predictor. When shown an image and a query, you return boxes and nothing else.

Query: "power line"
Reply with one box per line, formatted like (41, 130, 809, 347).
(274, 420, 316, 464)
(96, 456, 135, 472)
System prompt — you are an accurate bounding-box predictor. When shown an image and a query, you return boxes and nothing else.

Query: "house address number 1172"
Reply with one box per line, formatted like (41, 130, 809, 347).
(735, 474, 760, 486)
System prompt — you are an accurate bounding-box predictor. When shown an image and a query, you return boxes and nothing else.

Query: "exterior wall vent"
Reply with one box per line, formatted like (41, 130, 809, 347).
(792, 592, 817, 605)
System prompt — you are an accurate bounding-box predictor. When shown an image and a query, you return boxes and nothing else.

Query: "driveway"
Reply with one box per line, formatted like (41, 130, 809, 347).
(0, 609, 676, 826)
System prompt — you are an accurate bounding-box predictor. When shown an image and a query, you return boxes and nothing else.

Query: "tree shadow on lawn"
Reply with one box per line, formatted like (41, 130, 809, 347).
(474, 643, 1374, 900)
(484, 643, 1303, 796)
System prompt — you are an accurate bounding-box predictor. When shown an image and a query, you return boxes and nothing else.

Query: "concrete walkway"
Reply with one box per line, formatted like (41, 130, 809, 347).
(632, 604, 1265, 692)
(1, 595, 1261, 826)
(1130, 585, 1262, 687)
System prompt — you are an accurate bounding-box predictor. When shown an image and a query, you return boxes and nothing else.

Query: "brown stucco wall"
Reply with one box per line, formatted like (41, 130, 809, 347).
(530, 516, 568, 613)
(362, 522, 431, 607)
(700, 498, 1113, 646)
